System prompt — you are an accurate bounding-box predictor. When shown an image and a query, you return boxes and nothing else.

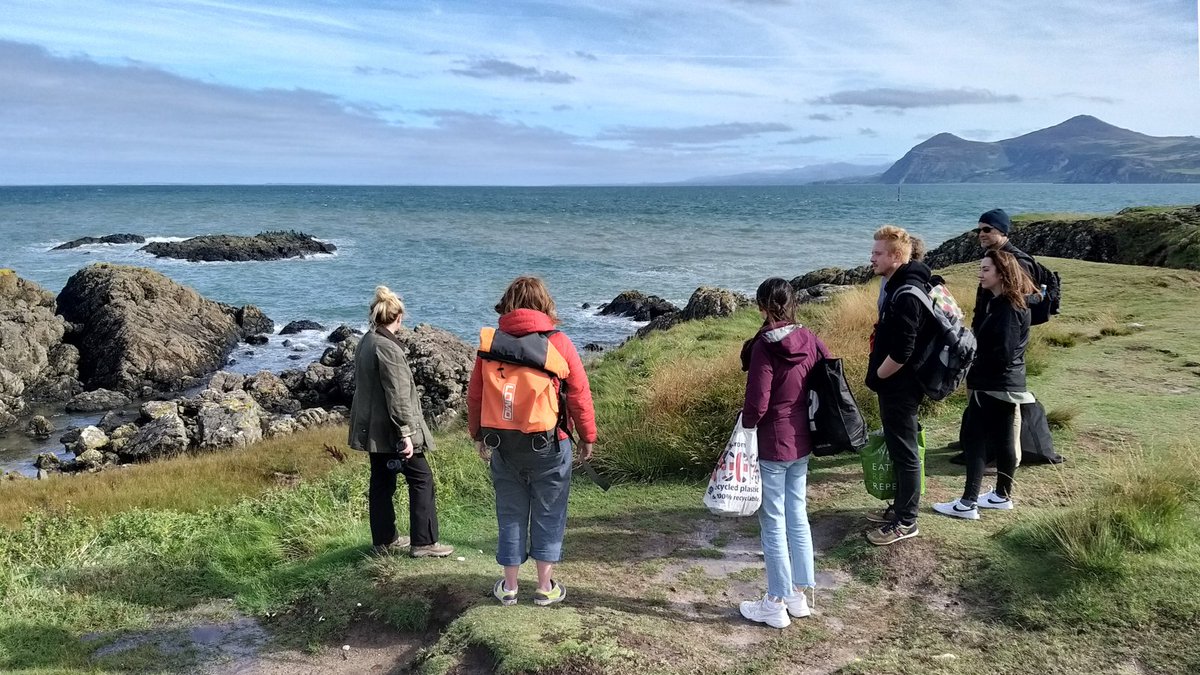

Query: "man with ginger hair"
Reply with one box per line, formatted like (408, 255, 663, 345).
(863, 225, 936, 545)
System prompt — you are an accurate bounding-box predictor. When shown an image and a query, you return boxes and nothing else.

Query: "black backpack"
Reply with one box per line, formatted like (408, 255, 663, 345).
(1013, 251, 1062, 325)
(807, 357, 869, 456)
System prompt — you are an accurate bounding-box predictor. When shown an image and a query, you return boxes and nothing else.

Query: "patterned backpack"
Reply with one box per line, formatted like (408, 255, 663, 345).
(893, 283, 976, 401)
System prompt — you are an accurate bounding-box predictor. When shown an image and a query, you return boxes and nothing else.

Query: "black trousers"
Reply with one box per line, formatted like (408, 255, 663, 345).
(962, 393, 1019, 503)
(368, 452, 438, 547)
(878, 386, 924, 525)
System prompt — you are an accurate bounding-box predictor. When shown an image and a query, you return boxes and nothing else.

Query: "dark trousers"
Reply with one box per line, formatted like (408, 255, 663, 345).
(962, 393, 1019, 503)
(368, 452, 438, 547)
(878, 387, 924, 525)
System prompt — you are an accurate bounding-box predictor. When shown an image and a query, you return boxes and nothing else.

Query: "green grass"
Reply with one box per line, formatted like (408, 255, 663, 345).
(3, 256, 1200, 673)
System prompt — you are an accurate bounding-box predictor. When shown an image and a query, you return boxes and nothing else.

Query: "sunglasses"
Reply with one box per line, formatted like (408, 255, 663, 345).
(972, 226, 996, 234)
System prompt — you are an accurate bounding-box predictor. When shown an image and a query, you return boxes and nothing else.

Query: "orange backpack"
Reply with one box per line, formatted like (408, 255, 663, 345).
(478, 328, 571, 451)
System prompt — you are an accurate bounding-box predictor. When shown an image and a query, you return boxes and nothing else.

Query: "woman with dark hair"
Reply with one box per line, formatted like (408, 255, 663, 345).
(468, 276, 597, 607)
(738, 277, 830, 628)
(934, 250, 1038, 520)
(348, 286, 454, 558)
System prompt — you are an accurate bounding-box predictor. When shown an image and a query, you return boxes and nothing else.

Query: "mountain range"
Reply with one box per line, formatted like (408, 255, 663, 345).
(682, 116, 1200, 185)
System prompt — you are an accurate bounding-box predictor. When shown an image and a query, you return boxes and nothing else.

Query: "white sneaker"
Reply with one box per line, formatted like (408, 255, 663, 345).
(977, 491, 1014, 510)
(933, 500, 980, 520)
(739, 594, 791, 628)
(784, 589, 811, 618)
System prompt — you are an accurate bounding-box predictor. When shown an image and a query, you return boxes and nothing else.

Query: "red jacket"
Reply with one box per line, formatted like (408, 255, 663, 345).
(467, 309, 598, 444)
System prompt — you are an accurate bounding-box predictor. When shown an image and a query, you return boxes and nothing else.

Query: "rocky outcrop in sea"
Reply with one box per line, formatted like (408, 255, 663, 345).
(51, 234, 146, 250)
(598, 291, 679, 322)
(140, 231, 337, 262)
(635, 286, 753, 338)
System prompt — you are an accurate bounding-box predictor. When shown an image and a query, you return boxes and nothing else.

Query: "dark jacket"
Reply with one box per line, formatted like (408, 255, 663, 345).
(467, 309, 598, 444)
(973, 242, 1036, 330)
(348, 326, 434, 454)
(741, 321, 829, 462)
(866, 261, 935, 394)
(966, 294, 1030, 392)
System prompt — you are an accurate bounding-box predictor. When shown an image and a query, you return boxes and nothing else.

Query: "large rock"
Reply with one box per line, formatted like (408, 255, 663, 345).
(191, 389, 264, 449)
(66, 388, 131, 412)
(0, 271, 83, 429)
(51, 234, 145, 250)
(26, 415, 54, 439)
(244, 371, 300, 414)
(139, 231, 337, 262)
(280, 319, 325, 335)
(121, 413, 189, 461)
(327, 325, 363, 343)
(221, 304, 275, 339)
(598, 291, 679, 322)
(636, 286, 752, 338)
(790, 266, 875, 292)
(56, 264, 245, 395)
(295, 325, 471, 429)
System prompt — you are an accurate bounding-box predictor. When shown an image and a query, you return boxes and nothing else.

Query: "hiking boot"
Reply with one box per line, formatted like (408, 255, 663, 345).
(977, 491, 1014, 510)
(410, 542, 455, 558)
(492, 579, 518, 606)
(371, 535, 410, 556)
(932, 500, 980, 521)
(865, 504, 895, 523)
(784, 589, 812, 618)
(533, 580, 566, 607)
(739, 594, 790, 628)
(866, 521, 919, 546)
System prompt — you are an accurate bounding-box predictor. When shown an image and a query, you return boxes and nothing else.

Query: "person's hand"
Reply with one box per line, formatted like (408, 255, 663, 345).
(579, 442, 595, 462)
(476, 440, 491, 463)
(399, 436, 414, 458)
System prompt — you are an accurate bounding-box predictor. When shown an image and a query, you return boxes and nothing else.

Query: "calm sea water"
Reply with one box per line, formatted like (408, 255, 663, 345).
(2, 184, 1198, 471)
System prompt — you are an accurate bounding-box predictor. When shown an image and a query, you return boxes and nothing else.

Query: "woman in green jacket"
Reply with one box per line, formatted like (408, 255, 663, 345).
(349, 286, 453, 558)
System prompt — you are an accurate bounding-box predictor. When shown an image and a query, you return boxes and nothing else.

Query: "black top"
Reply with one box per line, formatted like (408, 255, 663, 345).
(866, 261, 937, 394)
(973, 241, 1036, 330)
(966, 293, 1030, 392)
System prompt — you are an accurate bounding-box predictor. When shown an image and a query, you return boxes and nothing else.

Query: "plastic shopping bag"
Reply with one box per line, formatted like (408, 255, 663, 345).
(703, 415, 762, 517)
(860, 428, 926, 501)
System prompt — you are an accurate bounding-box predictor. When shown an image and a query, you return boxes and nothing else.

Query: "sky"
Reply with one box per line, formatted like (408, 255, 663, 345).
(2, 0, 1198, 185)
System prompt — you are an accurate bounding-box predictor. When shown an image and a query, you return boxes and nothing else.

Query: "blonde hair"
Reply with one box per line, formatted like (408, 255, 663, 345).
(495, 276, 559, 324)
(874, 225, 914, 263)
(369, 285, 405, 327)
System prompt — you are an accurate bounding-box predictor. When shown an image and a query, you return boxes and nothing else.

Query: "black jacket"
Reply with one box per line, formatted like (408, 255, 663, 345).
(973, 242, 1036, 330)
(966, 294, 1030, 392)
(866, 261, 936, 394)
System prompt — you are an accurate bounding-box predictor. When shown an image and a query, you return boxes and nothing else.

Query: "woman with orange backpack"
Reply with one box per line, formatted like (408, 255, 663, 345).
(468, 276, 598, 607)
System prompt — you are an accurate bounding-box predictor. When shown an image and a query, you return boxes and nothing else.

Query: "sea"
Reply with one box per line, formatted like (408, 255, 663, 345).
(2, 183, 1198, 471)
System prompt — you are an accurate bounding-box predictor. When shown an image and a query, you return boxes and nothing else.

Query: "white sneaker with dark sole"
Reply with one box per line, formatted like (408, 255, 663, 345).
(933, 500, 980, 520)
(977, 491, 1014, 510)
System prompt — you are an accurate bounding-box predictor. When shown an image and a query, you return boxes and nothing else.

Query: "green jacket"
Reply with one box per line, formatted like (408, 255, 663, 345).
(348, 327, 434, 454)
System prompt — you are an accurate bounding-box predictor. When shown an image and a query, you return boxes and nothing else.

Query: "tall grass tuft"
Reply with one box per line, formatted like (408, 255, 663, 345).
(1006, 444, 1200, 576)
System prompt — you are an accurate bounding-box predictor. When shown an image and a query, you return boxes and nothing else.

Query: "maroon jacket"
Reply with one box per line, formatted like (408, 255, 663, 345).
(741, 321, 829, 462)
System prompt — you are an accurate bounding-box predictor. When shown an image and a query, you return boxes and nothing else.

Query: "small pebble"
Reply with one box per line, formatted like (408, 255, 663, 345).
(456, 556, 466, 562)
(356, 603, 362, 607)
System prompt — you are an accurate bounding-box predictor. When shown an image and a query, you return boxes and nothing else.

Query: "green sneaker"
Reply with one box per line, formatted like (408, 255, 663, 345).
(533, 580, 566, 607)
(493, 579, 518, 606)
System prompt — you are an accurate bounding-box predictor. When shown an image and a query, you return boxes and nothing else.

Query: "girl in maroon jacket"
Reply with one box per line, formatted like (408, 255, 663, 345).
(738, 278, 829, 629)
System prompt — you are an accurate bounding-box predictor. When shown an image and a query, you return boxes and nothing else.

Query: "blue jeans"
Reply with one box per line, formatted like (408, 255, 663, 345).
(490, 438, 572, 566)
(758, 457, 815, 598)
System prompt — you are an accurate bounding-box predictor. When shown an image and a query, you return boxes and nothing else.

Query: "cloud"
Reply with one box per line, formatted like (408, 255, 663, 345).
(811, 87, 1022, 109)
(1055, 92, 1118, 104)
(780, 135, 831, 145)
(807, 113, 839, 122)
(959, 128, 1000, 140)
(597, 122, 792, 147)
(449, 59, 576, 84)
(572, 51, 598, 61)
(353, 66, 409, 77)
(858, 128, 879, 138)
(552, 104, 573, 111)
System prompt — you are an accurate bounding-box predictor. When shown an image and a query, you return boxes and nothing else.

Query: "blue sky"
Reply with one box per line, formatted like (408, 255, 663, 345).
(2, 0, 1197, 184)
